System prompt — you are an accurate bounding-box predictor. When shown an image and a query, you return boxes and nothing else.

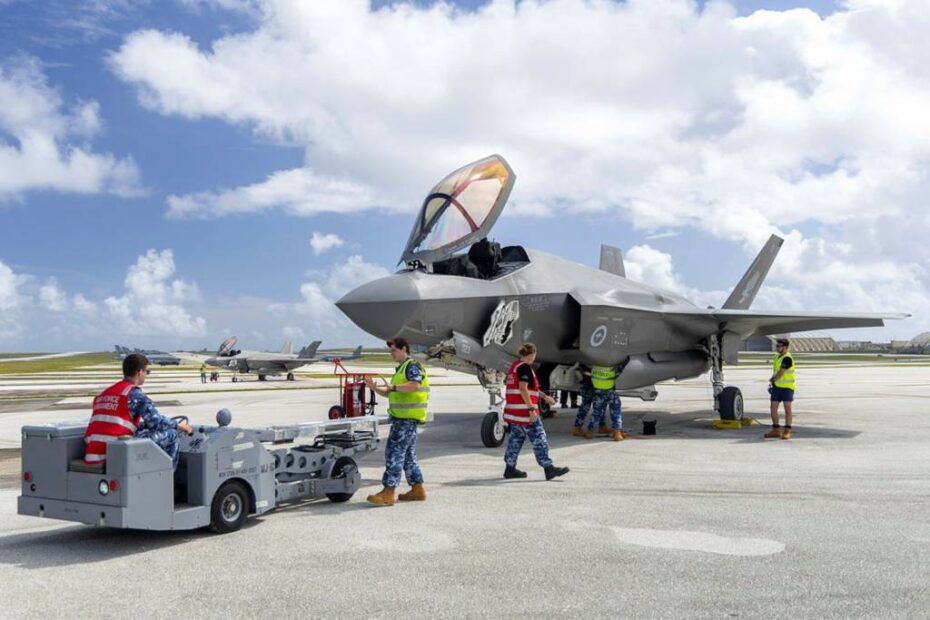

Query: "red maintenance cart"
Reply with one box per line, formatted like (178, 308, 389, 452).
(328, 359, 380, 419)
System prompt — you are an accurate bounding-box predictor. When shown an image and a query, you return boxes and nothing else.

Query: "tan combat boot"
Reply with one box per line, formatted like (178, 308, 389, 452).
(612, 430, 624, 441)
(572, 426, 587, 438)
(781, 428, 792, 440)
(398, 483, 427, 502)
(763, 427, 781, 439)
(367, 486, 396, 506)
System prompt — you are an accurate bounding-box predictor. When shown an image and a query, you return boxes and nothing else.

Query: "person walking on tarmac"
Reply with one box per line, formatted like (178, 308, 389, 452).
(765, 338, 796, 440)
(503, 343, 569, 481)
(586, 362, 626, 441)
(83, 353, 193, 468)
(571, 364, 595, 437)
(364, 337, 429, 506)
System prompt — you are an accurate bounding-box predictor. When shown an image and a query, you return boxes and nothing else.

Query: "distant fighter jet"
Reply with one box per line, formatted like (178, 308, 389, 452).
(336, 154, 908, 446)
(205, 337, 362, 381)
(114, 345, 181, 366)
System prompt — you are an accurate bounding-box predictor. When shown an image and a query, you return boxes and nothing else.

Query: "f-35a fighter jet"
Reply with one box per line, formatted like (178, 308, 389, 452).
(205, 337, 364, 382)
(336, 155, 908, 446)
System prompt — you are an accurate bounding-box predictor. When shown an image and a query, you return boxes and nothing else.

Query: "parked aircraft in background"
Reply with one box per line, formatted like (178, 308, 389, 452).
(336, 154, 908, 446)
(205, 338, 363, 381)
(114, 345, 181, 366)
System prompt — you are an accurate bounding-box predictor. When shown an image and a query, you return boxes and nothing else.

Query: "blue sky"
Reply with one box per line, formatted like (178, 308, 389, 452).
(0, 0, 926, 351)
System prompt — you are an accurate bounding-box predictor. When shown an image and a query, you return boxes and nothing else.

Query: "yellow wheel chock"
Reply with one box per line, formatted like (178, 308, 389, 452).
(713, 417, 756, 430)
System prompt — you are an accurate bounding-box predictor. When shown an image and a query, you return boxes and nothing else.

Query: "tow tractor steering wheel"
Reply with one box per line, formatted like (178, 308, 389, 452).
(171, 415, 189, 425)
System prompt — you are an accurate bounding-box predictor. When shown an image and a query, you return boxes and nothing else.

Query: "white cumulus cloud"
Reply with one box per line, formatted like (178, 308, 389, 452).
(269, 254, 390, 344)
(109, 0, 930, 335)
(0, 55, 141, 199)
(104, 249, 207, 337)
(310, 231, 345, 256)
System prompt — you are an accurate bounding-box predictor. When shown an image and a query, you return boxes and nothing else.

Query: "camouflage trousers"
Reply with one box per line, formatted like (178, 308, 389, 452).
(382, 417, 424, 488)
(135, 427, 180, 467)
(504, 418, 553, 469)
(589, 390, 622, 431)
(573, 387, 596, 428)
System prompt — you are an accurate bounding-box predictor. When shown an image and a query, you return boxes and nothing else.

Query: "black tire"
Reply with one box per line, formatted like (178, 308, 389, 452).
(719, 386, 744, 421)
(286, 372, 295, 381)
(538, 397, 553, 418)
(328, 405, 345, 420)
(481, 411, 506, 447)
(258, 374, 266, 382)
(326, 456, 357, 503)
(232, 376, 238, 383)
(210, 481, 249, 534)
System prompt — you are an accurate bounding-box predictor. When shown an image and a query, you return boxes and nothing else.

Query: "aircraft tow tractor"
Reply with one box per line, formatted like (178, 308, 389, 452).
(18, 411, 388, 533)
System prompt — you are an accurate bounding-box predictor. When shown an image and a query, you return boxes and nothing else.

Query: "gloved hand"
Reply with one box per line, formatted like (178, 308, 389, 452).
(767, 382, 773, 394)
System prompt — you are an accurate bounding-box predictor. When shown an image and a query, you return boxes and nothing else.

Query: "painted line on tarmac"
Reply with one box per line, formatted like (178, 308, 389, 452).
(611, 527, 785, 556)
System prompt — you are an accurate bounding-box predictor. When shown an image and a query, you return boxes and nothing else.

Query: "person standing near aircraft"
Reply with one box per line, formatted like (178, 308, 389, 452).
(364, 337, 430, 506)
(571, 364, 595, 437)
(200, 363, 207, 384)
(502, 343, 569, 480)
(586, 363, 625, 441)
(84, 354, 193, 467)
(765, 338, 796, 440)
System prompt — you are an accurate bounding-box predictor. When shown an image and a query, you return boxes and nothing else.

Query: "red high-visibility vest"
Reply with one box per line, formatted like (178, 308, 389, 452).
(503, 360, 539, 427)
(83, 380, 141, 465)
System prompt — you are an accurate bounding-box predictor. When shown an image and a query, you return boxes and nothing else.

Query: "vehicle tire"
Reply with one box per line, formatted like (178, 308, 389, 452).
(538, 397, 553, 418)
(481, 410, 506, 447)
(326, 456, 357, 503)
(328, 405, 345, 420)
(258, 374, 266, 382)
(719, 386, 744, 421)
(286, 372, 295, 381)
(210, 481, 249, 534)
(232, 376, 238, 383)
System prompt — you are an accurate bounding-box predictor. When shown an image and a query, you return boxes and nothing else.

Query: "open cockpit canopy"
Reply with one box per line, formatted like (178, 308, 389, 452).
(401, 154, 515, 266)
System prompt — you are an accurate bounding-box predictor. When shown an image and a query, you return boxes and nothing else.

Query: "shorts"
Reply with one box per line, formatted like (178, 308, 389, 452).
(770, 386, 795, 402)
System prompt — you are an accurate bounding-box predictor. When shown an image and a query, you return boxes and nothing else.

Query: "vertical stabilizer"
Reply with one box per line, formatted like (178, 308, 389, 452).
(722, 235, 784, 310)
(279, 341, 294, 355)
(298, 341, 322, 359)
(599, 245, 626, 277)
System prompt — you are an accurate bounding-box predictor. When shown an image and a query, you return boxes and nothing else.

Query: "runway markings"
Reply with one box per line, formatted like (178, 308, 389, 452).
(611, 527, 784, 556)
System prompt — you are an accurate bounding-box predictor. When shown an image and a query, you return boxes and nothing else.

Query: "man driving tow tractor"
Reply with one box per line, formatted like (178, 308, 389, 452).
(83, 353, 193, 468)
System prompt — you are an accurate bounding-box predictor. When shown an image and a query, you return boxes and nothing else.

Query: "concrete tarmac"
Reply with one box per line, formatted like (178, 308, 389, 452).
(1, 364, 929, 617)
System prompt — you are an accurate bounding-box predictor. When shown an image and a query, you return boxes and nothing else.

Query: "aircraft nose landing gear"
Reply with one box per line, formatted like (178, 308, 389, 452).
(480, 385, 508, 447)
(709, 333, 743, 420)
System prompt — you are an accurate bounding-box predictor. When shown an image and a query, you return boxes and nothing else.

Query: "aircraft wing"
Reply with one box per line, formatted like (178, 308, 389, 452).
(702, 309, 908, 337)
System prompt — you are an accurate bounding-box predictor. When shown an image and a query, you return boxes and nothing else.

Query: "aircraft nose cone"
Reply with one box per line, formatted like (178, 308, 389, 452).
(336, 274, 419, 340)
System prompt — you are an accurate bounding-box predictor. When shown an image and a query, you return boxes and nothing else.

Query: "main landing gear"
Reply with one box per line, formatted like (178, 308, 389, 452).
(709, 333, 743, 420)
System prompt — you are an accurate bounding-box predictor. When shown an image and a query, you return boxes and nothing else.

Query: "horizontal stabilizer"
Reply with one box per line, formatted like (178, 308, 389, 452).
(599, 245, 626, 277)
(723, 235, 783, 310)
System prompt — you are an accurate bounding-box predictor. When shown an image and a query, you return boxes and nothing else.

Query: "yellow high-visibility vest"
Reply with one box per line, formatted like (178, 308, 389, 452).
(591, 365, 617, 390)
(388, 358, 430, 423)
(772, 353, 796, 390)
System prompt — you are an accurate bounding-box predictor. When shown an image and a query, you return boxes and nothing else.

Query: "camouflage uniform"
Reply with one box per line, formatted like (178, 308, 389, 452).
(573, 386, 595, 429)
(382, 418, 424, 488)
(381, 360, 426, 488)
(504, 418, 554, 469)
(589, 390, 622, 432)
(128, 387, 181, 467)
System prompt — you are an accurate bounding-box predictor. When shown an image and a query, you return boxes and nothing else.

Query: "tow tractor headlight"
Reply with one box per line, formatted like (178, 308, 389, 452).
(98, 479, 110, 496)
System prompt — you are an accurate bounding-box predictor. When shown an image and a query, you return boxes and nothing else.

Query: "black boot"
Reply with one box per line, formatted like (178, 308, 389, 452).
(504, 465, 527, 479)
(544, 465, 569, 481)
